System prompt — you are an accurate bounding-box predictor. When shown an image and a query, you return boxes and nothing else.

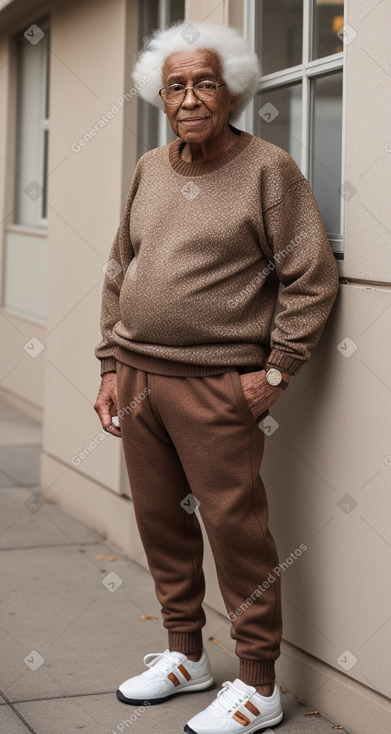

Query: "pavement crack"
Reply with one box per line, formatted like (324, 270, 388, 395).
(0, 687, 40, 734)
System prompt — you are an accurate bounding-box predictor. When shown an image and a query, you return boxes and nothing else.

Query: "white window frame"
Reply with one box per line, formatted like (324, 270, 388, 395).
(243, 0, 346, 256)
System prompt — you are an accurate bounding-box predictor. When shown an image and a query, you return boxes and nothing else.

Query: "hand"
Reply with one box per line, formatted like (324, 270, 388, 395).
(239, 369, 290, 422)
(94, 372, 122, 438)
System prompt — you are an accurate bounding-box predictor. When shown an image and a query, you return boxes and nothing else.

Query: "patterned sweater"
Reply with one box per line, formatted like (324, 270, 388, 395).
(95, 125, 339, 378)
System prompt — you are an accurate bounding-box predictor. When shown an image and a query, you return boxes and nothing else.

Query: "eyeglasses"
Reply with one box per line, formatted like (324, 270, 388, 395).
(159, 80, 226, 105)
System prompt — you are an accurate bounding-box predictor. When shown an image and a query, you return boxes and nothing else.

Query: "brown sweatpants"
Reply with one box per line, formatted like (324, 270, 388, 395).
(116, 360, 282, 685)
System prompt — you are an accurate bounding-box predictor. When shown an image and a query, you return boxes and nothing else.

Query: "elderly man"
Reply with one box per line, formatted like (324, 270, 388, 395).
(94, 20, 339, 734)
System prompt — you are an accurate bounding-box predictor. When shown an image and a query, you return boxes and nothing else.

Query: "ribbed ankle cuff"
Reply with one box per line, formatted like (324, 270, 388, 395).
(239, 658, 276, 685)
(168, 630, 203, 655)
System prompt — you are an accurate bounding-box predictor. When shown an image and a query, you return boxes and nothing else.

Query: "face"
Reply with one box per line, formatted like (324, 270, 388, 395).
(161, 48, 240, 144)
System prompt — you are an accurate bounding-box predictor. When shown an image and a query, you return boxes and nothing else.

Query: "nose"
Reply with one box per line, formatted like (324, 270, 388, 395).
(181, 87, 201, 107)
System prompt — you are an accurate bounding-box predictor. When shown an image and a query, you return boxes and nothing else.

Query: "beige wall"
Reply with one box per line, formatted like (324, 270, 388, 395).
(1, 1, 391, 732)
(341, 0, 391, 283)
(260, 2, 391, 727)
(38, 0, 140, 500)
(186, 0, 226, 24)
(265, 283, 391, 725)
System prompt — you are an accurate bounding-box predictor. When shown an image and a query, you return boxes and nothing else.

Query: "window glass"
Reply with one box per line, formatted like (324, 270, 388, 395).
(254, 1, 344, 251)
(255, 83, 302, 169)
(168, 0, 185, 23)
(257, 0, 303, 75)
(312, 0, 344, 60)
(310, 71, 343, 237)
(14, 26, 49, 227)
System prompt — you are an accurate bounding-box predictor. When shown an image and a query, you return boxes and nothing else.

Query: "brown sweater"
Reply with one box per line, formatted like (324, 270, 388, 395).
(95, 125, 339, 378)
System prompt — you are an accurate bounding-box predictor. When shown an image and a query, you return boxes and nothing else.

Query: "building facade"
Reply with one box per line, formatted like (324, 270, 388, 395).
(0, 1, 390, 731)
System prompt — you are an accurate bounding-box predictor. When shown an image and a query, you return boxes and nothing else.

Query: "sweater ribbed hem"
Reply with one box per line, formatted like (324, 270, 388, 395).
(168, 125, 253, 177)
(168, 630, 203, 655)
(114, 346, 246, 377)
(239, 658, 276, 686)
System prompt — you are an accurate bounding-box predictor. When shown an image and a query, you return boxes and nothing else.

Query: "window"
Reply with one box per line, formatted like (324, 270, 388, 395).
(251, 1, 345, 255)
(2, 20, 50, 323)
(14, 21, 50, 228)
(137, 0, 185, 158)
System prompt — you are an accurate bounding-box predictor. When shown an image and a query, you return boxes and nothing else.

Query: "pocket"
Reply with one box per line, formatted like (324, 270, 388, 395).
(230, 371, 269, 426)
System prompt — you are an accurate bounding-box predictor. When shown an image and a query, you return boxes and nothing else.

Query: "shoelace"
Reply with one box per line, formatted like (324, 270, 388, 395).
(143, 650, 183, 677)
(209, 681, 251, 716)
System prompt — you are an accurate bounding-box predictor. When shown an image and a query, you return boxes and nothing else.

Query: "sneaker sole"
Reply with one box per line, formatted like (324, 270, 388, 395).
(184, 710, 283, 733)
(116, 677, 215, 706)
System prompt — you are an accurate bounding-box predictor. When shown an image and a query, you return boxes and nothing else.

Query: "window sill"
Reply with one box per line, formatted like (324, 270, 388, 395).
(0, 306, 46, 327)
(4, 224, 48, 237)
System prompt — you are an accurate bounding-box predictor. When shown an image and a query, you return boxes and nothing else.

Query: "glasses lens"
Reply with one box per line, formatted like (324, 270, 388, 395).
(194, 81, 217, 100)
(164, 84, 185, 103)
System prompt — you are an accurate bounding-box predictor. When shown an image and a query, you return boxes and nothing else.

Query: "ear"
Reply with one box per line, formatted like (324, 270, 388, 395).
(230, 94, 241, 111)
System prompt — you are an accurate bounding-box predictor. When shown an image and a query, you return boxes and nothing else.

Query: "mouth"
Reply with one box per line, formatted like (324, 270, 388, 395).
(179, 117, 210, 124)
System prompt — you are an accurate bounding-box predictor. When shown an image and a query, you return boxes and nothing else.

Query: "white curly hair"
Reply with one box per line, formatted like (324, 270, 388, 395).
(132, 20, 262, 123)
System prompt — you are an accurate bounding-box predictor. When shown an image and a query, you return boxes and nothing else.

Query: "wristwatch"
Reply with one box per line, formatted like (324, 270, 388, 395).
(265, 366, 290, 390)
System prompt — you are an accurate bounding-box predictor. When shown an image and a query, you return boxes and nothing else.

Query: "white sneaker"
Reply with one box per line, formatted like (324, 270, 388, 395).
(116, 648, 214, 705)
(184, 678, 283, 733)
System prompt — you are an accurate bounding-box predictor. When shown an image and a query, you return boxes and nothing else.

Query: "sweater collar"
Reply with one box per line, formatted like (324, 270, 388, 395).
(168, 124, 253, 177)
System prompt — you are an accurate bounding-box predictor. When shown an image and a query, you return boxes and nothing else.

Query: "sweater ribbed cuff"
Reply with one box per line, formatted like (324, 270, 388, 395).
(168, 630, 203, 655)
(266, 349, 306, 376)
(99, 357, 117, 376)
(239, 657, 276, 685)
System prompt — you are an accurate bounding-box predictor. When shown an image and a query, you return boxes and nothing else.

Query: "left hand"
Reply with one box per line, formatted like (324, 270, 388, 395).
(239, 369, 290, 421)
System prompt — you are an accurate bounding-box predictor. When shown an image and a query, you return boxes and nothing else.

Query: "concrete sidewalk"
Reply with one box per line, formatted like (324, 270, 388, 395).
(0, 401, 350, 734)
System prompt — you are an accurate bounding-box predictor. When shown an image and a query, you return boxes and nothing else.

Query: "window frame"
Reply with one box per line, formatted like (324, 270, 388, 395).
(14, 19, 50, 230)
(243, 0, 346, 257)
(136, 0, 185, 158)
(156, 1, 186, 146)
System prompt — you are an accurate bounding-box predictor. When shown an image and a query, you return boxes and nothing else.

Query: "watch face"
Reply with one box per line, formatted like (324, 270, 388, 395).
(266, 368, 282, 386)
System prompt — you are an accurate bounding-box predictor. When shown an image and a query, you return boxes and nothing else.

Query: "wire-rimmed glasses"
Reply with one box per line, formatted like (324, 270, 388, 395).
(159, 80, 226, 105)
